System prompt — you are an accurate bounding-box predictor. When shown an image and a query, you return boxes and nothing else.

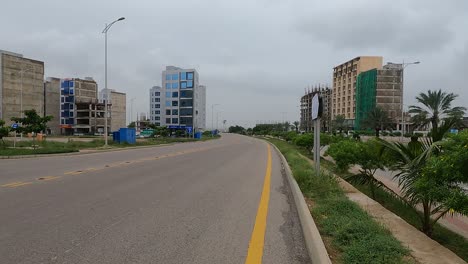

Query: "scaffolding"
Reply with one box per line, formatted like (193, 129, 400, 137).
(355, 69, 377, 130)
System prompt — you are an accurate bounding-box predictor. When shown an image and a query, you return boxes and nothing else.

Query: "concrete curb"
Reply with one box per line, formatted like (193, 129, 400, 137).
(269, 142, 332, 264)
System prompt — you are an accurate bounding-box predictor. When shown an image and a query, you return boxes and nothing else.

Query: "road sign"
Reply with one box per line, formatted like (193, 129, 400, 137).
(11, 123, 18, 129)
(312, 94, 320, 120)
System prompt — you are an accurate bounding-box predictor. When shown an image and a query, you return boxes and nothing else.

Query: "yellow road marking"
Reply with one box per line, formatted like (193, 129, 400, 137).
(38, 176, 61, 181)
(1, 182, 24, 187)
(2, 181, 33, 188)
(245, 144, 272, 264)
(64, 171, 83, 175)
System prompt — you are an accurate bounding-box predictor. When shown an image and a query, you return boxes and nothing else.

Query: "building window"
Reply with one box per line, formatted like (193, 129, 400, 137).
(172, 109, 178, 115)
(187, 72, 194, 80)
(166, 92, 171, 98)
(155, 98, 160, 102)
(156, 110, 160, 114)
(172, 101, 178, 106)
(180, 72, 186, 80)
(166, 75, 171, 81)
(187, 80, 193, 88)
(166, 109, 171, 115)
(156, 122, 160, 126)
(172, 92, 178, 98)
(166, 118, 171, 124)
(156, 116, 160, 121)
(166, 101, 171, 107)
(181, 82, 187, 89)
(172, 118, 178, 124)
(155, 104, 160, 108)
(172, 82, 179, 89)
(155, 92, 160, 96)
(165, 83, 171, 89)
(172, 74, 178, 80)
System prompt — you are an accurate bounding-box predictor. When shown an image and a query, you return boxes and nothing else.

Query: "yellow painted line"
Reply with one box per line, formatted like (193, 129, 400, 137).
(38, 176, 61, 181)
(86, 167, 100, 171)
(1, 182, 24, 187)
(245, 144, 272, 264)
(4, 182, 33, 188)
(64, 171, 83, 175)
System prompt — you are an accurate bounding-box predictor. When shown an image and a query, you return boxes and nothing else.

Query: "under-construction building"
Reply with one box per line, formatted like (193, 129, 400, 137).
(300, 85, 332, 132)
(59, 78, 109, 135)
(355, 63, 403, 130)
(332, 56, 383, 129)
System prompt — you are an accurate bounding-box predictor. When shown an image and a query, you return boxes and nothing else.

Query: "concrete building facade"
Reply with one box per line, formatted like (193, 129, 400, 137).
(99, 89, 126, 132)
(0, 50, 44, 124)
(59, 78, 108, 135)
(149, 66, 206, 131)
(300, 85, 332, 132)
(44, 77, 61, 135)
(355, 63, 403, 130)
(332, 56, 383, 128)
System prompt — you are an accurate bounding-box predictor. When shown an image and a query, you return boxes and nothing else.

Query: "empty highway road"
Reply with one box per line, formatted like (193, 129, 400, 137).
(0, 134, 310, 264)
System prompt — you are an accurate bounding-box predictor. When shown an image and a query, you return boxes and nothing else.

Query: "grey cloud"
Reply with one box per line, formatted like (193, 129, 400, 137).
(295, 3, 454, 54)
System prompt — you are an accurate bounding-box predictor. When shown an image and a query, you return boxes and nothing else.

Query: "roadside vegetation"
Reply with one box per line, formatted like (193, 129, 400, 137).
(267, 138, 413, 264)
(245, 89, 467, 261)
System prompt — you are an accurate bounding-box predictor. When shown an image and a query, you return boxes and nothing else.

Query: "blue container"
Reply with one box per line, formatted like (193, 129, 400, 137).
(113, 128, 136, 144)
(194, 132, 202, 139)
(112, 131, 121, 143)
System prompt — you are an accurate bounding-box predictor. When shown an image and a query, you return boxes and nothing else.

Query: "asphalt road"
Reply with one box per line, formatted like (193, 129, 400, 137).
(0, 134, 310, 264)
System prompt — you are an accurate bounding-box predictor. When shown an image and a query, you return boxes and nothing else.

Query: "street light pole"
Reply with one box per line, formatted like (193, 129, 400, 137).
(211, 103, 219, 131)
(102, 17, 125, 147)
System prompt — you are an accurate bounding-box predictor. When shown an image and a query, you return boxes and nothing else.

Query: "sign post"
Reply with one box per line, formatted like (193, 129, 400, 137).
(311, 94, 321, 176)
(11, 123, 18, 148)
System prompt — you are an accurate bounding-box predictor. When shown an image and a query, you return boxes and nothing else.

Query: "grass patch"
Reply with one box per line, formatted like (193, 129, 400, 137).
(320, 157, 468, 262)
(266, 138, 413, 264)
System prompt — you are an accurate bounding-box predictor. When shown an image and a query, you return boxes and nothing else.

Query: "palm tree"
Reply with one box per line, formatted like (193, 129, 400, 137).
(293, 121, 300, 133)
(409, 89, 466, 131)
(377, 117, 465, 237)
(361, 107, 391, 137)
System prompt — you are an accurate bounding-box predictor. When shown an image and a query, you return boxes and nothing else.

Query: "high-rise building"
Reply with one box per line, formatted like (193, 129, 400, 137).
(355, 63, 403, 130)
(0, 50, 44, 124)
(149, 66, 206, 131)
(99, 88, 126, 131)
(332, 56, 383, 128)
(300, 85, 332, 132)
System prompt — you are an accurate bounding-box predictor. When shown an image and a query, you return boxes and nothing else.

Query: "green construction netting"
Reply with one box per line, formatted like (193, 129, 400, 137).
(355, 69, 377, 130)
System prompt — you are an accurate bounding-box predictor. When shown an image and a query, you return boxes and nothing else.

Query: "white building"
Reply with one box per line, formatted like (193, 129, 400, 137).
(149, 66, 206, 131)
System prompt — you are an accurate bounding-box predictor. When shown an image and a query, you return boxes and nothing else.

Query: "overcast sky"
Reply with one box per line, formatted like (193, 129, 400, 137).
(1, 0, 467, 128)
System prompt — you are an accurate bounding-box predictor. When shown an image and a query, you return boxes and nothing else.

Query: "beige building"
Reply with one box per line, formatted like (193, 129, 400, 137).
(0, 50, 44, 125)
(44, 77, 61, 134)
(332, 56, 383, 127)
(99, 89, 126, 131)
